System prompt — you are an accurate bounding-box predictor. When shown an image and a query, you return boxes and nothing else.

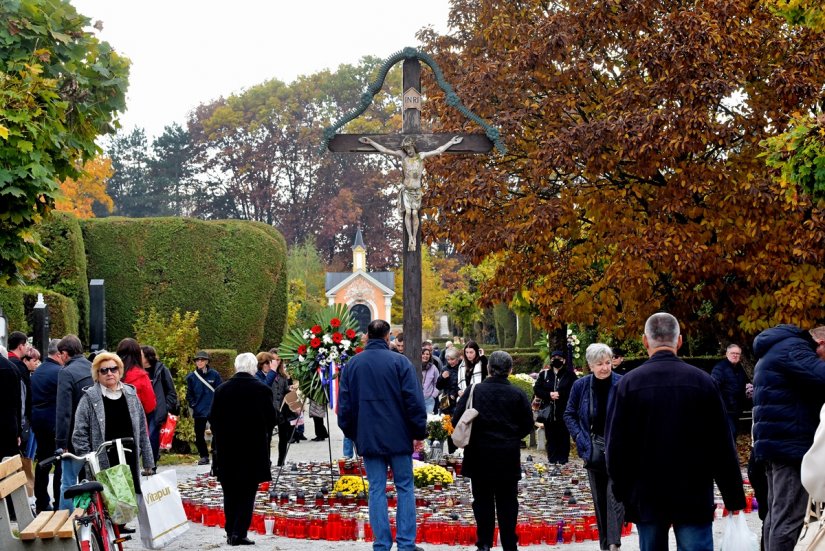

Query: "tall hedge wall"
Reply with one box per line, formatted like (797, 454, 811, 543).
(31, 213, 89, 342)
(81, 217, 287, 352)
(247, 221, 288, 351)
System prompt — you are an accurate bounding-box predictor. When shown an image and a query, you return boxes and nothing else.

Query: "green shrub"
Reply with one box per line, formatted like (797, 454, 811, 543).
(508, 374, 535, 397)
(23, 289, 79, 338)
(80, 217, 287, 351)
(510, 352, 543, 374)
(204, 349, 237, 382)
(0, 286, 27, 333)
(133, 307, 200, 450)
(0, 286, 78, 338)
(31, 213, 89, 342)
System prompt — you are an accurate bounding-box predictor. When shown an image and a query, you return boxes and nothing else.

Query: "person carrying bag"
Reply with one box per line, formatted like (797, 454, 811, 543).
(451, 384, 478, 448)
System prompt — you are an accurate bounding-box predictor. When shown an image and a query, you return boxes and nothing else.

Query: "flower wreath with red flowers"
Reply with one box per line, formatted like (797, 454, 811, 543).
(279, 304, 362, 405)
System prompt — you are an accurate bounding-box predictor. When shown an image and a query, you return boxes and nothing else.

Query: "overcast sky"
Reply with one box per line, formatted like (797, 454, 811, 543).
(71, 1, 451, 139)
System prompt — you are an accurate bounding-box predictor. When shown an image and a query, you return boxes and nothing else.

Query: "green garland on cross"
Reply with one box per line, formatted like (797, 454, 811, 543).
(322, 47, 506, 155)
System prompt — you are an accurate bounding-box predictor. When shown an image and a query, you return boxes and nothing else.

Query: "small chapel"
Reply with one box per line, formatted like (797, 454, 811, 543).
(325, 229, 395, 333)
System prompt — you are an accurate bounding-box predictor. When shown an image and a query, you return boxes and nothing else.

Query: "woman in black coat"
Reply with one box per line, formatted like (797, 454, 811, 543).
(453, 351, 534, 551)
(270, 354, 297, 466)
(141, 345, 179, 464)
(209, 353, 277, 546)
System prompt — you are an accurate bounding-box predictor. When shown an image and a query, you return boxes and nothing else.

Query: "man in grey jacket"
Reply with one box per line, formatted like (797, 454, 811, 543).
(54, 334, 93, 510)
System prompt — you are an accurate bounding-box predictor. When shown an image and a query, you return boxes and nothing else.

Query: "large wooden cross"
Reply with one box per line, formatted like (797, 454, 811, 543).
(328, 57, 494, 379)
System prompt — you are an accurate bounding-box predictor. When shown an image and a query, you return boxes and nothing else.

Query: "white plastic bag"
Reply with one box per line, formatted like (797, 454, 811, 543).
(721, 511, 758, 551)
(137, 470, 189, 549)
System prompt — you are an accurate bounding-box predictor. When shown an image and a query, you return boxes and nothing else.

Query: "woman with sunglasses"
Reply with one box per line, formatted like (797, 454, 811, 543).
(72, 352, 155, 532)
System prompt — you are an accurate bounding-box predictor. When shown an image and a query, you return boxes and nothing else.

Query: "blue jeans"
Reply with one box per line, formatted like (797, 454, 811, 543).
(364, 454, 416, 551)
(59, 457, 84, 511)
(637, 522, 713, 551)
(343, 437, 354, 459)
(424, 397, 435, 415)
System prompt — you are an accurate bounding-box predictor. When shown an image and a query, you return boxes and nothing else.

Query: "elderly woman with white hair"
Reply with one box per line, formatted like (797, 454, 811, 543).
(564, 343, 624, 551)
(209, 353, 278, 546)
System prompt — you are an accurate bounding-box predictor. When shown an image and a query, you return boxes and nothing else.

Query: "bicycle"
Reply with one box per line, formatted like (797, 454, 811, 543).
(41, 437, 135, 551)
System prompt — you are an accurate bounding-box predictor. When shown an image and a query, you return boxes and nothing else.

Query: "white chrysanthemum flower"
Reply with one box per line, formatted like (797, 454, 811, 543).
(303, 330, 311, 339)
(322, 334, 333, 344)
(342, 339, 351, 348)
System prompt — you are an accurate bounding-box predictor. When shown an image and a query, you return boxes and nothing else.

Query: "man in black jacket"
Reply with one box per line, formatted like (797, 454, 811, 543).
(0, 353, 22, 460)
(606, 313, 745, 551)
(711, 344, 749, 437)
(54, 334, 93, 510)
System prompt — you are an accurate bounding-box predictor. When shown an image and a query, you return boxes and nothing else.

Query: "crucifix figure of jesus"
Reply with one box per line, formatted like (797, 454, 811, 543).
(326, 51, 498, 383)
(358, 134, 463, 251)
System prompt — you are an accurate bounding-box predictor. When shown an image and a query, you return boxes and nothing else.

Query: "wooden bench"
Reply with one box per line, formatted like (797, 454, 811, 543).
(0, 455, 78, 550)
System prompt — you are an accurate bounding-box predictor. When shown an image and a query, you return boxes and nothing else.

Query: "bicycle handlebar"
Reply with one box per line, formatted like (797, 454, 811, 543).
(40, 437, 135, 468)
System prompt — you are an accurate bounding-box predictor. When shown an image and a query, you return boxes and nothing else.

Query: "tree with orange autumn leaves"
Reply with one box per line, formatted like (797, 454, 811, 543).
(418, 0, 825, 343)
(56, 157, 114, 218)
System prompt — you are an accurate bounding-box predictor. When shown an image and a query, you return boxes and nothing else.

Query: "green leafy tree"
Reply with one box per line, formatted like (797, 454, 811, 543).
(188, 58, 401, 267)
(286, 238, 326, 330)
(149, 123, 195, 216)
(0, 0, 129, 282)
(100, 128, 153, 217)
(392, 247, 448, 333)
(763, 0, 825, 30)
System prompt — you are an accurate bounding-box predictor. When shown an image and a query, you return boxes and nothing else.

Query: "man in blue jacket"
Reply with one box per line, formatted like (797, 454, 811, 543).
(753, 324, 825, 551)
(186, 350, 222, 466)
(338, 319, 427, 551)
(606, 313, 745, 551)
(31, 339, 63, 512)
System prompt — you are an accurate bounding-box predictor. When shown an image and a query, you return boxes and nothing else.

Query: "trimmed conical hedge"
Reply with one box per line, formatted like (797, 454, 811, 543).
(80, 217, 287, 351)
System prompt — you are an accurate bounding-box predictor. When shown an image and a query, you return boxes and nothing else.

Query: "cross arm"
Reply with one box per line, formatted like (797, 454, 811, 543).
(327, 133, 493, 154)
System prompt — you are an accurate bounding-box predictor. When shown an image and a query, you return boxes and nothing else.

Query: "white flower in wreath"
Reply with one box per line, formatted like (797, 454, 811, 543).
(298, 355, 305, 363)
(328, 349, 339, 361)
(514, 373, 535, 386)
(323, 334, 333, 344)
(342, 339, 351, 348)
(303, 330, 311, 339)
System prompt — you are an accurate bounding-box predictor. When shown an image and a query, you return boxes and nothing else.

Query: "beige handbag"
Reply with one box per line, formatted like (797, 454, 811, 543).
(795, 497, 825, 551)
(451, 384, 479, 448)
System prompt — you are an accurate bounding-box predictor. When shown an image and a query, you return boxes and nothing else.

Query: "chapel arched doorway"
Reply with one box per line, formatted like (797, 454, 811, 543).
(350, 303, 371, 335)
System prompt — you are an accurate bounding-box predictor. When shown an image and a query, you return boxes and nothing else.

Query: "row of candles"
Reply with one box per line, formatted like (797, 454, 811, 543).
(181, 499, 634, 545)
(178, 457, 756, 546)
